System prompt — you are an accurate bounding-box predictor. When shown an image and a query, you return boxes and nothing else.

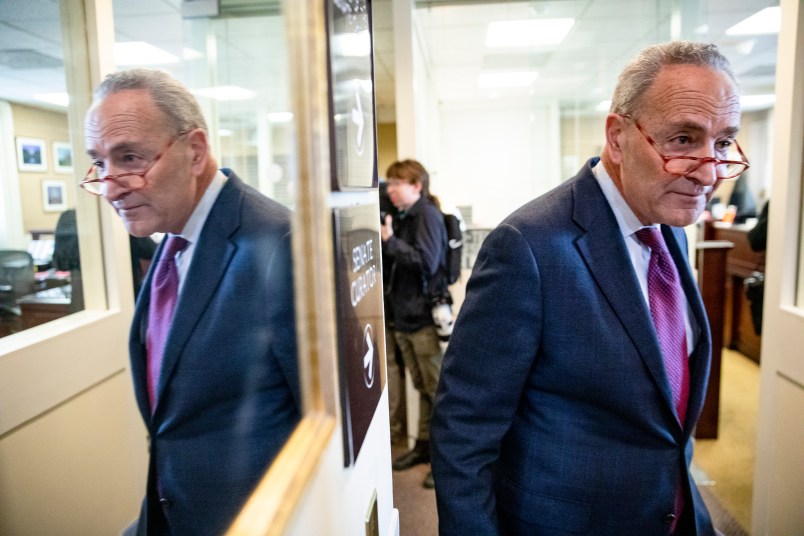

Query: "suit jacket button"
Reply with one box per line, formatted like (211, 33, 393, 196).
(159, 497, 172, 508)
(663, 513, 676, 524)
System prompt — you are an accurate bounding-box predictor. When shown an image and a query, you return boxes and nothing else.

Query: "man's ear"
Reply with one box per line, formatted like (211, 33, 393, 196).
(604, 113, 626, 165)
(187, 128, 209, 172)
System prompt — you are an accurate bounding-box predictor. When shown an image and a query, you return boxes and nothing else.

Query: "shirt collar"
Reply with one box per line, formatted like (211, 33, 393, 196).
(592, 160, 657, 237)
(172, 169, 228, 245)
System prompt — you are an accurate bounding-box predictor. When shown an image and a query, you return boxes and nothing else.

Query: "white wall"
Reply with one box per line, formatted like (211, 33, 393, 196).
(0, 372, 147, 536)
(751, 1, 804, 533)
(435, 99, 562, 228)
(285, 390, 397, 536)
(411, 13, 441, 171)
(0, 2, 146, 534)
(0, 101, 25, 249)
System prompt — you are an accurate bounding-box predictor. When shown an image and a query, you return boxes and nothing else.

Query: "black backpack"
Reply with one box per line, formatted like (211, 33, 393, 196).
(443, 211, 463, 285)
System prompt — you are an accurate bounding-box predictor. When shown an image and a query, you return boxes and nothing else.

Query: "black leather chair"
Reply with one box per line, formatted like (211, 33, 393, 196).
(0, 250, 36, 315)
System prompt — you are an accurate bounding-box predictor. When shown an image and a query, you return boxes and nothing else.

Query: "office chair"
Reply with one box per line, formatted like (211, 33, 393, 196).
(0, 250, 36, 316)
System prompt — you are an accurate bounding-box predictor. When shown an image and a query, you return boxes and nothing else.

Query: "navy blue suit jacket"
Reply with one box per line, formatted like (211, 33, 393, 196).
(431, 159, 715, 535)
(130, 170, 300, 536)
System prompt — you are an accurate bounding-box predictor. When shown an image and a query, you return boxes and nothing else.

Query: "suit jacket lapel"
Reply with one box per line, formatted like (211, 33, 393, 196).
(151, 173, 244, 417)
(130, 284, 152, 420)
(571, 169, 679, 424)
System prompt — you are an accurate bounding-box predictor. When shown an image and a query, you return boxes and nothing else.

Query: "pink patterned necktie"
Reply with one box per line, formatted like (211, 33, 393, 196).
(636, 227, 690, 424)
(637, 227, 690, 532)
(146, 235, 188, 412)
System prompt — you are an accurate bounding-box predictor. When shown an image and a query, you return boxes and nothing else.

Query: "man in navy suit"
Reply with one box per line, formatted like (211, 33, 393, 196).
(431, 42, 748, 535)
(83, 69, 300, 535)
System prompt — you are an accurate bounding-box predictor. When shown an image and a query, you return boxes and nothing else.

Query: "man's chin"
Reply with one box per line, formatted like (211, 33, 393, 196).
(123, 220, 156, 238)
(664, 209, 703, 228)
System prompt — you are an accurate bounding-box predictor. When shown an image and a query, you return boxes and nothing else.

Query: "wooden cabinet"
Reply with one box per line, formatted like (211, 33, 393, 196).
(704, 221, 764, 364)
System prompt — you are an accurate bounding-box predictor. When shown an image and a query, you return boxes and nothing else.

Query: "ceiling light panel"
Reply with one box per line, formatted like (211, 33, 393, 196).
(114, 42, 179, 65)
(478, 71, 538, 88)
(194, 86, 257, 101)
(33, 92, 69, 107)
(740, 94, 776, 111)
(726, 7, 780, 36)
(486, 19, 575, 47)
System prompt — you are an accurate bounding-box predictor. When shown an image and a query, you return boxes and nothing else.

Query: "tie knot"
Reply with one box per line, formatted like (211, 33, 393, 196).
(162, 236, 189, 259)
(636, 227, 666, 254)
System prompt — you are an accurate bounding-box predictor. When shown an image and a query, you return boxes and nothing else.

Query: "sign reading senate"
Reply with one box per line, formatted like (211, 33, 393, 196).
(351, 238, 379, 307)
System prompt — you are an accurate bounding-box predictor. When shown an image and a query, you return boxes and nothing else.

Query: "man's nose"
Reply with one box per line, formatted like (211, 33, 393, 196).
(687, 159, 719, 186)
(687, 144, 722, 185)
(102, 178, 129, 202)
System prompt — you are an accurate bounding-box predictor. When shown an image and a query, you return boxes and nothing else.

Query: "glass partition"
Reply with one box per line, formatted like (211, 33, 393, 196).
(108, 1, 299, 532)
(408, 0, 779, 231)
(396, 2, 779, 531)
(1, 1, 306, 533)
(0, 0, 297, 340)
(111, 0, 294, 207)
(0, 0, 89, 338)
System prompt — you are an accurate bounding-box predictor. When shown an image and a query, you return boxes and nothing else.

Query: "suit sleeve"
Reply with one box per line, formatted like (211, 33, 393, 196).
(267, 230, 302, 416)
(430, 223, 542, 535)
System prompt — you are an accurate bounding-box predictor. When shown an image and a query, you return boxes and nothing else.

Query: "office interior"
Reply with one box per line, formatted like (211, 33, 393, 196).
(0, 0, 802, 535)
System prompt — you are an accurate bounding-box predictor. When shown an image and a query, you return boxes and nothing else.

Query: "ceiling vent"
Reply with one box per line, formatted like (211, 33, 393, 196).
(0, 49, 62, 69)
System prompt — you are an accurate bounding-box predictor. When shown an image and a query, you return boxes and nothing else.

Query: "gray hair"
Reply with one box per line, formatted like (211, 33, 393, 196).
(610, 41, 738, 117)
(92, 68, 207, 134)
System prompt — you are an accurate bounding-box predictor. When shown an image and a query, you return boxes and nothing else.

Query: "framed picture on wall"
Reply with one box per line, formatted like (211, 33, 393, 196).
(42, 180, 67, 212)
(16, 137, 47, 172)
(53, 141, 74, 174)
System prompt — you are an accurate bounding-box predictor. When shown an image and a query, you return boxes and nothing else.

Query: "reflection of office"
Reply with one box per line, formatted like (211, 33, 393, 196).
(83, 68, 301, 535)
(0, 250, 36, 317)
(53, 141, 74, 174)
(42, 180, 67, 212)
(16, 136, 48, 172)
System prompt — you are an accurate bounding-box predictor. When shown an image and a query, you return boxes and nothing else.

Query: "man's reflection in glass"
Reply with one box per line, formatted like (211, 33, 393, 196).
(84, 68, 300, 536)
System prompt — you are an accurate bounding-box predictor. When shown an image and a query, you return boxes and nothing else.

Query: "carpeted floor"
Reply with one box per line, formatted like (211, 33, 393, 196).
(692, 349, 759, 533)
(391, 444, 438, 536)
(700, 485, 750, 536)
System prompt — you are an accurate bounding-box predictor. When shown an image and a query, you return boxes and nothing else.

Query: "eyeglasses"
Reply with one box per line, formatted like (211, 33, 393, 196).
(623, 116, 749, 181)
(80, 131, 189, 196)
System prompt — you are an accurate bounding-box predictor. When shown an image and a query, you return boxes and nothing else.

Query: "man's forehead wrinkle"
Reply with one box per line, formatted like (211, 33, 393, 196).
(100, 109, 152, 138)
(646, 84, 741, 127)
(86, 109, 157, 159)
(654, 86, 736, 106)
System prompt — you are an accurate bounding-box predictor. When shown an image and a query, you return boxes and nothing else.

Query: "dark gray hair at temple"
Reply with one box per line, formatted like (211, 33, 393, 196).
(92, 68, 208, 134)
(610, 41, 739, 118)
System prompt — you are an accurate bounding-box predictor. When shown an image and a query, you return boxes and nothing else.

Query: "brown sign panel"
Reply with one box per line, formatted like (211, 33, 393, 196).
(333, 203, 384, 465)
(326, 0, 378, 190)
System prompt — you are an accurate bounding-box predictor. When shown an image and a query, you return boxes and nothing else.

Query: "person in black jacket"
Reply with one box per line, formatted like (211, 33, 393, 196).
(381, 159, 447, 489)
(380, 181, 407, 447)
(745, 200, 768, 334)
(747, 200, 769, 252)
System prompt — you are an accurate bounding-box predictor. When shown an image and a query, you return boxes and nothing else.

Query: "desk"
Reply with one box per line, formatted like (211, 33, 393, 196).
(695, 240, 733, 439)
(18, 285, 72, 330)
(704, 221, 764, 363)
